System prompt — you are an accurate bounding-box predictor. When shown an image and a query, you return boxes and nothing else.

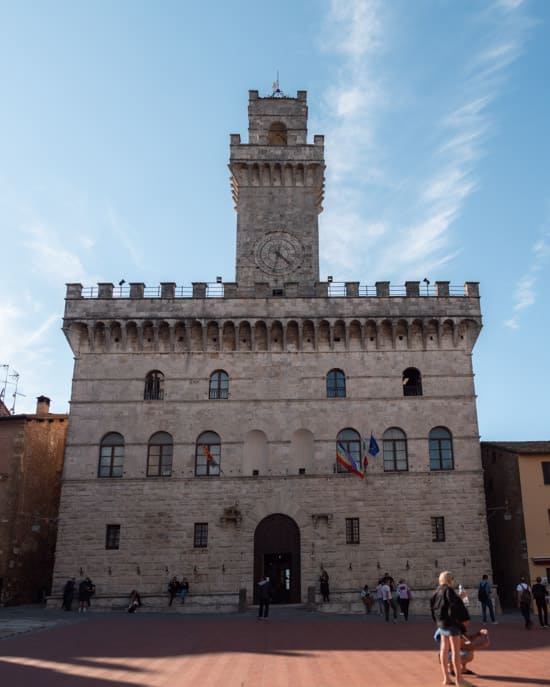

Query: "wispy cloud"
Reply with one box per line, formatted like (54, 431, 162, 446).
(317, 0, 532, 282)
(505, 210, 550, 329)
(107, 203, 145, 270)
(0, 299, 66, 412)
(22, 218, 91, 284)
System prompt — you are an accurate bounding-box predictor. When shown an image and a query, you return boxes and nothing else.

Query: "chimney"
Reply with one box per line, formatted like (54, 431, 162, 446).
(36, 396, 51, 416)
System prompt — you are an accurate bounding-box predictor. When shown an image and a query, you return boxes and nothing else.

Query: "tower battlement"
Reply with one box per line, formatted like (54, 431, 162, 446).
(66, 280, 480, 300)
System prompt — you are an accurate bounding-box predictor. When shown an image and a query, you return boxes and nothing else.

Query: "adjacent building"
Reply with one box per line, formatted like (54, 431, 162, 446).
(0, 396, 68, 605)
(51, 89, 491, 609)
(481, 441, 550, 608)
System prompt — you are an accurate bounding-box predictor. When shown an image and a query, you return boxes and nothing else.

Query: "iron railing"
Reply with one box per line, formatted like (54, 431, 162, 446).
(78, 282, 469, 299)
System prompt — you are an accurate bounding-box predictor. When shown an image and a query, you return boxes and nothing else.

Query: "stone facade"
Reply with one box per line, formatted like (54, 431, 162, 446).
(52, 90, 491, 610)
(0, 397, 68, 604)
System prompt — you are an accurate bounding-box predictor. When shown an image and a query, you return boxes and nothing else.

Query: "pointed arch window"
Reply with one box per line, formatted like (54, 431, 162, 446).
(195, 431, 221, 476)
(98, 432, 124, 478)
(403, 368, 422, 396)
(209, 370, 229, 400)
(327, 369, 346, 398)
(147, 432, 173, 477)
(144, 370, 164, 400)
(429, 427, 454, 470)
(383, 428, 408, 471)
(336, 428, 361, 473)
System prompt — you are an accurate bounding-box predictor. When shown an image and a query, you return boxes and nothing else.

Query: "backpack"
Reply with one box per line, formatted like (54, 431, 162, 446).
(477, 583, 488, 602)
(520, 584, 531, 604)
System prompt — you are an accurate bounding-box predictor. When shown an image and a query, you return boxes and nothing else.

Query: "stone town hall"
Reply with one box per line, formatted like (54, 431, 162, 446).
(53, 89, 491, 609)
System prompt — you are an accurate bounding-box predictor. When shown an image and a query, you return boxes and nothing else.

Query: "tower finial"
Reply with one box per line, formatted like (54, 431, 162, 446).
(271, 71, 285, 97)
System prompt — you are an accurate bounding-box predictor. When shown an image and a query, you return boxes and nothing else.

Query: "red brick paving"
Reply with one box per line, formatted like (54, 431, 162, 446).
(1, 612, 549, 687)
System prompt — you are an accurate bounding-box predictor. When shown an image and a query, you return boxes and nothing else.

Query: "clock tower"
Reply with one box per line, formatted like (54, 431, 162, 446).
(229, 89, 325, 296)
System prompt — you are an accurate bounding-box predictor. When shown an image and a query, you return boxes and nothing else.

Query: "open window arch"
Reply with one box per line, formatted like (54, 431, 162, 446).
(327, 369, 346, 398)
(336, 428, 361, 473)
(268, 121, 287, 145)
(147, 431, 173, 477)
(209, 370, 229, 399)
(144, 370, 164, 400)
(383, 427, 408, 471)
(98, 432, 124, 478)
(429, 427, 454, 470)
(403, 367, 422, 396)
(195, 431, 221, 476)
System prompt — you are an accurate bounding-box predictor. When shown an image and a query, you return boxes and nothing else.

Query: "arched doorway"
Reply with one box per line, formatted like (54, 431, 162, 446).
(253, 514, 301, 604)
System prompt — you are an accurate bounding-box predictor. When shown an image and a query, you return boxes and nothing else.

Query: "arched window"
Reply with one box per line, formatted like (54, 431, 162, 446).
(268, 121, 287, 145)
(195, 431, 221, 476)
(209, 370, 229, 400)
(336, 428, 361, 473)
(403, 367, 422, 396)
(383, 428, 408, 471)
(144, 370, 164, 401)
(147, 432, 173, 477)
(98, 432, 124, 478)
(327, 369, 346, 398)
(429, 427, 454, 470)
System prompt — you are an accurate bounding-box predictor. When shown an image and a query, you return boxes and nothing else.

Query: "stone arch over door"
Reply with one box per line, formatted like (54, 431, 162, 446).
(253, 514, 301, 604)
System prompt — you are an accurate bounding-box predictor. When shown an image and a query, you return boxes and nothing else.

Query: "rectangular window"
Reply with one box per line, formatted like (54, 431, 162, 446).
(194, 522, 208, 548)
(105, 524, 120, 550)
(346, 517, 360, 544)
(431, 516, 445, 542)
(542, 462, 550, 485)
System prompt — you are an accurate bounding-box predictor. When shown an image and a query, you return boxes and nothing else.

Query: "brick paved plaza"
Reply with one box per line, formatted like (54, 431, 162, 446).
(1, 607, 549, 686)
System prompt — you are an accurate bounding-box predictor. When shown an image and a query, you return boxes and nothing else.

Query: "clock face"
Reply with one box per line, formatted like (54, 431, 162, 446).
(255, 232, 303, 275)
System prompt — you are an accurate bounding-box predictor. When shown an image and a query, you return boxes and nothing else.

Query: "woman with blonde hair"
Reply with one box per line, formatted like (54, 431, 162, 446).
(430, 571, 471, 686)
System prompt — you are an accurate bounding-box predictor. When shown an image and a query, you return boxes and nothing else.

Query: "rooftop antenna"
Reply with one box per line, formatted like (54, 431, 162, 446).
(9, 369, 24, 414)
(0, 364, 9, 404)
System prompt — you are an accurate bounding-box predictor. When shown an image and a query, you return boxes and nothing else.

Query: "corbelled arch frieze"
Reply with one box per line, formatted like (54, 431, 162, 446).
(66, 316, 480, 356)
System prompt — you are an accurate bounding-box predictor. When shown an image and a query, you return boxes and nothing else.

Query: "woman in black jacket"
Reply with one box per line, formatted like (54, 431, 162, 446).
(430, 571, 470, 686)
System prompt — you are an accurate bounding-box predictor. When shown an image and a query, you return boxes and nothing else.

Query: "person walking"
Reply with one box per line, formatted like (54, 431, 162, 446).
(61, 578, 75, 611)
(532, 577, 549, 628)
(382, 576, 397, 623)
(516, 577, 533, 630)
(397, 579, 412, 621)
(168, 576, 180, 606)
(430, 570, 471, 687)
(319, 569, 330, 603)
(477, 574, 497, 624)
(257, 575, 272, 619)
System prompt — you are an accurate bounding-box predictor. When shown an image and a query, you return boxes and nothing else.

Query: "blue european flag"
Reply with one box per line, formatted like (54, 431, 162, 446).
(368, 434, 380, 457)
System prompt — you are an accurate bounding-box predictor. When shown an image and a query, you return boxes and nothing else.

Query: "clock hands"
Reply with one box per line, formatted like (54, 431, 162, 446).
(255, 233, 302, 274)
(274, 248, 291, 265)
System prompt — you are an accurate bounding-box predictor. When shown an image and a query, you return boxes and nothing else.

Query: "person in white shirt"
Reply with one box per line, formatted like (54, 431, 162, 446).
(516, 577, 533, 629)
(397, 579, 412, 621)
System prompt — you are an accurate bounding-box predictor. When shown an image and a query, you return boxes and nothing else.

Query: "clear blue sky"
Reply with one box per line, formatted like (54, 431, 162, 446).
(0, 0, 548, 440)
